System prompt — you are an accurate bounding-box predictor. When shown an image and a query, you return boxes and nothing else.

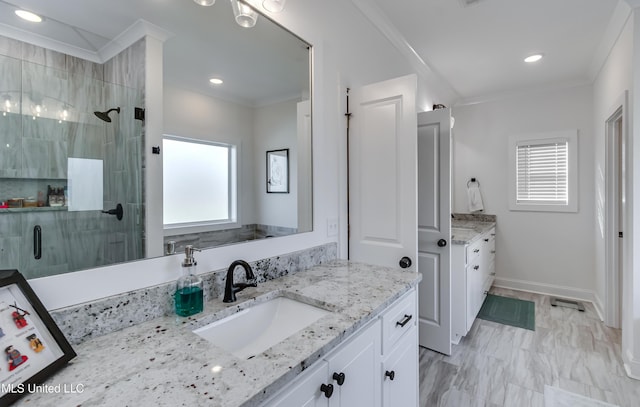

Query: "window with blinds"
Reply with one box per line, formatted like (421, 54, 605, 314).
(508, 130, 577, 213)
(516, 141, 568, 205)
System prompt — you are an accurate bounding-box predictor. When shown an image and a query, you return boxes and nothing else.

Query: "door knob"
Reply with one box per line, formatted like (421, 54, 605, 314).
(385, 370, 395, 381)
(399, 257, 412, 268)
(332, 372, 346, 386)
(437, 239, 447, 247)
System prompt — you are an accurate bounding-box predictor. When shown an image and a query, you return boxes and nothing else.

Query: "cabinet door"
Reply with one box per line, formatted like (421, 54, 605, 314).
(382, 327, 418, 407)
(267, 361, 331, 407)
(329, 320, 380, 407)
(465, 264, 479, 332)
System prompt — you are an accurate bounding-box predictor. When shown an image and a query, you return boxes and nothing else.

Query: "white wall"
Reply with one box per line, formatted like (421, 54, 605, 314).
(452, 85, 595, 298)
(593, 15, 633, 318)
(253, 99, 298, 228)
(30, 0, 424, 310)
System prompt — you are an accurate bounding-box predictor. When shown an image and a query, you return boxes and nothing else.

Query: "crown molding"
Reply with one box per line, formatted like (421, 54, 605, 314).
(350, 0, 460, 105)
(454, 79, 592, 107)
(0, 23, 102, 62)
(624, 0, 640, 9)
(98, 19, 173, 63)
(589, 1, 634, 81)
(0, 19, 173, 64)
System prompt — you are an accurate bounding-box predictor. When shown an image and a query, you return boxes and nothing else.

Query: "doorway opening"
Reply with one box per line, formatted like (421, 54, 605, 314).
(604, 92, 627, 329)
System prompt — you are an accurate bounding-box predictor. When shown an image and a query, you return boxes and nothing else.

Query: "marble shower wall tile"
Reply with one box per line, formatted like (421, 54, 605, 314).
(66, 55, 104, 81)
(0, 114, 22, 178)
(0, 54, 20, 96)
(22, 43, 66, 70)
(51, 243, 338, 345)
(0, 36, 22, 59)
(67, 118, 104, 159)
(67, 69, 104, 115)
(104, 38, 146, 89)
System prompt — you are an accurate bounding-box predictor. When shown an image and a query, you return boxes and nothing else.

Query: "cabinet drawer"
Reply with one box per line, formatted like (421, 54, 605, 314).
(382, 291, 417, 354)
(466, 239, 482, 264)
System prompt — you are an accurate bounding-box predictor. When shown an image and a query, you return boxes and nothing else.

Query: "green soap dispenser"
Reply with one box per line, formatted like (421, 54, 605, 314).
(174, 245, 204, 317)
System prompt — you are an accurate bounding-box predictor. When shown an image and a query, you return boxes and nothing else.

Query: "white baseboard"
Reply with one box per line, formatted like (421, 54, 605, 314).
(592, 292, 605, 322)
(624, 349, 640, 380)
(493, 277, 597, 304)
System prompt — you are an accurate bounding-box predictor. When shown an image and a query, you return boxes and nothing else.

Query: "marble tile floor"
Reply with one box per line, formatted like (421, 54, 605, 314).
(419, 287, 640, 407)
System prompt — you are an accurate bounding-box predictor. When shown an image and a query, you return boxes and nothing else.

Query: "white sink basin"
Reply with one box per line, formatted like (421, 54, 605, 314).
(193, 297, 330, 359)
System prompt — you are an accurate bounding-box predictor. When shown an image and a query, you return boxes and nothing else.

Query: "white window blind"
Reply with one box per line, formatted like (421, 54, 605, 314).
(516, 140, 568, 205)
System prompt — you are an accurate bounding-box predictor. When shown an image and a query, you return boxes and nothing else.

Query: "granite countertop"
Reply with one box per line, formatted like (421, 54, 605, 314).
(13, 260, 420, 407)
(451, 214, 496, 245)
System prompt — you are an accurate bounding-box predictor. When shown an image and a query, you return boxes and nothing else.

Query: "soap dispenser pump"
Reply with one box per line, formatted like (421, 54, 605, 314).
(174, 245, 204, 317)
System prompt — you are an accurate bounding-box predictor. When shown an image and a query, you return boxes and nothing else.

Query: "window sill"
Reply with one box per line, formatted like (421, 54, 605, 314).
(508, 203, 577, 213)
(163, 221, 240, 236)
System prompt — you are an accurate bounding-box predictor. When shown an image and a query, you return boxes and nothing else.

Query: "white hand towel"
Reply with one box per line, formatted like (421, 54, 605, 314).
(467, 184, 484, 212)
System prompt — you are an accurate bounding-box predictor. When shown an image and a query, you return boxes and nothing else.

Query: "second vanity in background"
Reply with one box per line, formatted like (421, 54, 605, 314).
(450, 214, 496, 343)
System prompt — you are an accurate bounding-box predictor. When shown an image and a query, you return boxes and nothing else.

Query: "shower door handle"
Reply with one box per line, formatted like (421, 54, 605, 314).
(102, 203, 123, 221)
(33, 225, 42, 260)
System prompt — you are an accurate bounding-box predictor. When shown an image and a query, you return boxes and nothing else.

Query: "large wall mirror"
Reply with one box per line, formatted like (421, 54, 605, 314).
(0, 0, 312, 280)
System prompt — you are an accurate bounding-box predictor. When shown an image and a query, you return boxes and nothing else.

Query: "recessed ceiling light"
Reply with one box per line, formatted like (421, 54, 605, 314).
(209, 78, 223, 85)
(193, 0, 215, 6)
(524, 54, 543, 63)
(15, 10, 42, 23)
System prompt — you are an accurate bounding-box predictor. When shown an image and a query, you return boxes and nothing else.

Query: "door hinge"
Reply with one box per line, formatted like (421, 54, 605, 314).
(619, 231, 624, 238)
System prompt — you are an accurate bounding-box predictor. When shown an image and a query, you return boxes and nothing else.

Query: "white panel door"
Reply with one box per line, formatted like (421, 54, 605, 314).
(417, 108, 452, 355)
(349, 74, 418, 269)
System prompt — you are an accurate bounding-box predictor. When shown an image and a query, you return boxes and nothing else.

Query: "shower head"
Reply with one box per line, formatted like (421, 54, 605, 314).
(94, 107, 121, 123)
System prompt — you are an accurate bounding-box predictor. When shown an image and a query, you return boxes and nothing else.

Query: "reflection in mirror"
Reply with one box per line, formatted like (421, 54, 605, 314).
(0, 0, 312, 279)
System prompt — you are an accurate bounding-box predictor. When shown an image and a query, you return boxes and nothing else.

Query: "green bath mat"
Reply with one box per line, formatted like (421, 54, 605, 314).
(477, 294, 535, 331)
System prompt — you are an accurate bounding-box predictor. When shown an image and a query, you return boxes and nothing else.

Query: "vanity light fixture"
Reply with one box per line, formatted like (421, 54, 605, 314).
(263, 0, 287, 12)
(15, 9, 42, 23)
(231, 0, 259, 28)
(524, 54, 543, 63)
(194, 0, 216, 5)
(209, 78, 224, 85)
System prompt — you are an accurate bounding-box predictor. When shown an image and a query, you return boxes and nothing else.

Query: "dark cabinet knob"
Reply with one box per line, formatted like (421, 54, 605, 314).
(332, 372, 345, 386)
(320, 383, 334, 398)
(399, 257, 412, 268)
(385, 370, 395, 381)
(437, 239, 447, 247)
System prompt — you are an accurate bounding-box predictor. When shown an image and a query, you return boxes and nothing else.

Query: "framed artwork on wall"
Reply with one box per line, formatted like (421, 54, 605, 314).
(266, 149, 289, 193)
(0, 269, 76, 405)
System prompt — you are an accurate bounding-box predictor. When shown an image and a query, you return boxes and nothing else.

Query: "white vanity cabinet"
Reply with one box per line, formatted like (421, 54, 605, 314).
(380, 287, 418, 407)
(382, 327, 418, 406)
(451, 228, 495, 343)
(263, 288, 418, 407)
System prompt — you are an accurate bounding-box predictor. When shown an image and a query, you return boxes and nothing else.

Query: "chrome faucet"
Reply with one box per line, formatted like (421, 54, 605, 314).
(223, 260, 257, 303)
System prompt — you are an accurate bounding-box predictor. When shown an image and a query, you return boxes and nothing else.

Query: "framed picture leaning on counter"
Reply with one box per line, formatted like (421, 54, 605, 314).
(0, 269, 76, 405)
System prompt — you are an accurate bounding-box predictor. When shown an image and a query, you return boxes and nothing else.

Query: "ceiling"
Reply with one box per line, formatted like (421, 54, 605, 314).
(0, 0, 622, 105)
(369, 0, 621, 104)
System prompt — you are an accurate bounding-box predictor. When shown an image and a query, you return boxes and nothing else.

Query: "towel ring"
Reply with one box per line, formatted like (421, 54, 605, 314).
(467, 178, 480, 188)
